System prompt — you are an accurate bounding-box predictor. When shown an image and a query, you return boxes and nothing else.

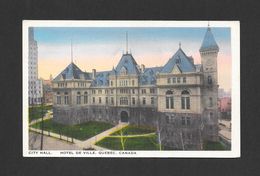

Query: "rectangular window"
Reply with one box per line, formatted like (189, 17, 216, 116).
(132, 97, 135, 105)
(141, 89, 146, 94)
(186, 117, 191, 126)
(99, 97, 102, 104)
(181, 117, 186, 126)
(132, 80, 135, 86)
(142, 97, 146, 105)
(64, 96, 69, 104)
(110, 81, 113, 86)
(132, 89, 135, 94)
(93, 97, 95, 104)
(151, 97, 154, 105)
(183, 77, 186, 83)
(111, 97, 114, 105)
(150, 88, 155, 94)
(172, 77, 176, 83)
(57, 96, 61, 104)
(177, 77, 180, 83)
(98, 90, 102, 94)
(167, 78, 171, 84)
(111, 89, 113, 94)
(186, 97, 190, 109)
(105, 97, 108, 104)
(181, 97, 185, 109)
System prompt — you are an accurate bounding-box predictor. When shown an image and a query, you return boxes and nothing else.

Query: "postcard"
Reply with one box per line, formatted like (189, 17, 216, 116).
(23, 20, 240, 157)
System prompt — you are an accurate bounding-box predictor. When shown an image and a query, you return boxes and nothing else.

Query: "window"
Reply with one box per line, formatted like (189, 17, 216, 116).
(167, 78, 171, 84)
(209, 97, 213, 107)
(166, 90, 174, 109)
(84, 92, 88, 104)
(208, 76, 212, 85)
(132, 89, 135, 94)
(110, 81, 113, 86)
(64, 92, 69, 104)
(111, 89, 114, 94)
(105, 97, 108, 104)
(142, 97, 146, 105)
(186, 117, 191, 126)
(172, 77, 176, 83)
(132, 97, 135, 105)
(105, 90, 108, 94)
(181, 90, 190, 109)
(99, 97, 102, 104)
(181, 117, 186, 125)
(56, 92, 61, 104)
(92, 90, 96, 94)
(209, 112, 213, 120)
(183, 77, 186, 83)
(151, 97, 155, 105)
(150, 88, 155, 94)
(76, 92, 81, 104)
(120, 97, 128, 105)
(177, 77, 180, 83)
(141, 89, 146, 94)
(132, 80, 135, 86)
(98, 90, 102, 94)
(92, 97, 95, 104)
(111, 97, 114, 105)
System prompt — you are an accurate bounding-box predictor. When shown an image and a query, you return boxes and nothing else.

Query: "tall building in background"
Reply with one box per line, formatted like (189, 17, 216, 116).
(28, 27, 43, 105)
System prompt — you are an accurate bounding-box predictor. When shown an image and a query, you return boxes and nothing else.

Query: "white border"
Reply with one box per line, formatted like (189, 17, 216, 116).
(23, 20, 240, 158)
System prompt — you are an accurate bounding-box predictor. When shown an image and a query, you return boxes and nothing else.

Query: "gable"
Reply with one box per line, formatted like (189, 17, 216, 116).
(171, 64, 182, 74)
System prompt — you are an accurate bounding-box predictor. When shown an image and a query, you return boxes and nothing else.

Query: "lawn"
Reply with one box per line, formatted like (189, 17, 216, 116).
(96, 134, 160, 150)
(203, 141, 226, 150)
(111, 125, 156, 136)
(31, 119, 114, 141)
(29, 105, 52, 122)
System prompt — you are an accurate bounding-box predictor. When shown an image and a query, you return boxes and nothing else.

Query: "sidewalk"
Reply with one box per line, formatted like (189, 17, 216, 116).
(30, 110, 53, 125)
(29, 122, 129, 150)
(76, 122, 129, 149)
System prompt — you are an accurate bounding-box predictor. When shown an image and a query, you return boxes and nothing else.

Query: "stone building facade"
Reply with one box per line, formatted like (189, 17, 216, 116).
(52, 27, 220, 150)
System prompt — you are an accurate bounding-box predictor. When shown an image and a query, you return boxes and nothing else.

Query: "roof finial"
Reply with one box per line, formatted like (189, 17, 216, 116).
(126, 31, 128, 54)
(71, 39, 73, 63)
(207, 21, 211, 31)
(179, 41, 181, 49)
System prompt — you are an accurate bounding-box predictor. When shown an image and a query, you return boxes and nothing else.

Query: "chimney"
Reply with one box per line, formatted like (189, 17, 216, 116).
(92, 69, 96, 79)
(141, 64, 145, 73)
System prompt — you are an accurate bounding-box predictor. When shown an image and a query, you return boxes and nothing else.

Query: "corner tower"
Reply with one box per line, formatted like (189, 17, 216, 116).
(200, 26, 219, 142)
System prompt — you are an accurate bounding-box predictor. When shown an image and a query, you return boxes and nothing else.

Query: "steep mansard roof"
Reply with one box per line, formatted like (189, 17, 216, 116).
(91, 71, 111, 87)
(199, 27, 219, 52)
(53, 62, 92, 81)
(113, 53, 140, 75)
(140, 67, 162, 85)
(160, 48, 196, 73)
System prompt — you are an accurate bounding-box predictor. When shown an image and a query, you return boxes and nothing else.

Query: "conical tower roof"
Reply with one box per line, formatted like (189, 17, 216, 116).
(199, 27, 219, 52)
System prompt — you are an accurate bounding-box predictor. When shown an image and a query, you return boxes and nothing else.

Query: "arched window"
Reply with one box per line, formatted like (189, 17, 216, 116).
(208, 76, 212, 85)
(166, 90, 174, 109)
(84, 91, 88, 104)
(64, 92, 69, 104)
(181, 90, 190, 109)
(76, 91, 81, 104)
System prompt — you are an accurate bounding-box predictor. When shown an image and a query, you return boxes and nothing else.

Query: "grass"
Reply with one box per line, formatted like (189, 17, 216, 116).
(96, 134, 160, 150)
(111, 125, 156, 136)
(29, 105, 52, 122)
(203, 141, 226, 150)
(31, 119, 114, 140)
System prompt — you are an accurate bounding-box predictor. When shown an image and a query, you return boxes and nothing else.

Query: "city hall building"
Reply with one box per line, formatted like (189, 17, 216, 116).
(52, 27, 219, 150)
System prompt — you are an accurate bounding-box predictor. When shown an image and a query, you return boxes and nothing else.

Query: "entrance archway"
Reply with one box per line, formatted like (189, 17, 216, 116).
(120, 111, 128, 122)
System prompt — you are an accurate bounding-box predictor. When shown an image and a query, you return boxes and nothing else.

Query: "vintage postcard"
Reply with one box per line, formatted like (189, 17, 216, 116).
(23, 20, 240, 157)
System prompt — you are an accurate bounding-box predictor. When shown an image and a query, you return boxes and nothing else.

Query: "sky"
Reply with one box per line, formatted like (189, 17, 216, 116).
(34, 27, 231, 91)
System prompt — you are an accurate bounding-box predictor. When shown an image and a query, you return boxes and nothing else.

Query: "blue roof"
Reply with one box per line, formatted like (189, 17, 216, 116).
(53, 62, 91, 81)
(199, 27, 219, 52)
(114, 54, 140, 75)
(161, 48, 196, 73)
(140, 67, 162, 85)
(91, 71, 111, 87)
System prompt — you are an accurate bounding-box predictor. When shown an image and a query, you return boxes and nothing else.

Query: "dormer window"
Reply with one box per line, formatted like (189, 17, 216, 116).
(120, 66, 127, 75)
